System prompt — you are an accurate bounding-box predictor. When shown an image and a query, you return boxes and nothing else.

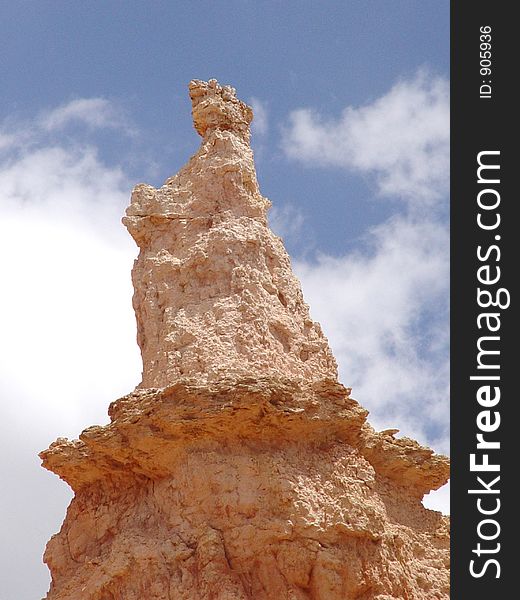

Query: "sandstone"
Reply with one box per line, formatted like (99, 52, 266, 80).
(41, 79, 450, 599)
(123, 78, 337, 390)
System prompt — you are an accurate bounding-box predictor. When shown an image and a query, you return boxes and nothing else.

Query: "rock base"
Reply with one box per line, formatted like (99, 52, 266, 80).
(42, 379, 449, 600)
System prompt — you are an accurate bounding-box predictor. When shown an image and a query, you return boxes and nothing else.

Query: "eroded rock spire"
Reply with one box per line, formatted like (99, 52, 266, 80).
(123, 78, 337, 389)
(41, 80, 450, 600)
(190, 78, 253, 139)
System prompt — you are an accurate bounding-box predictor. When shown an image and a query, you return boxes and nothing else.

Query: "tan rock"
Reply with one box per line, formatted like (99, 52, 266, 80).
(124, 78, 337, 389)
(41, 79, 449, 599)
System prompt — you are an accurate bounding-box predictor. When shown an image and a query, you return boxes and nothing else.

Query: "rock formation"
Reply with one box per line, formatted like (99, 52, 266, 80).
(41, 79, 450, 599)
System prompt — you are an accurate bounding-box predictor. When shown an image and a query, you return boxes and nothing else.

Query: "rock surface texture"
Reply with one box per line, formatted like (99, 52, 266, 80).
(41, 79, 450, 600)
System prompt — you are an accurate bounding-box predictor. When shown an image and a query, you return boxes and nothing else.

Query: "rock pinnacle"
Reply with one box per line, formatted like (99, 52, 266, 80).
(41, 80, 450, 600)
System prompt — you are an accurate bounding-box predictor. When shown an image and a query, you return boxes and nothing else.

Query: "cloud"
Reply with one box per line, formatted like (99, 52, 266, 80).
(293, 213, 450, 516)
(0, 97, 133, 157)
(423, 480, 450, 514)
(0, 106, 141, 599)
(295, 215, 449, 450)
(40, 97, 130, 132)
(282, 71, 449, 204)
(268, 202, 305, 242)
(283, 71, 450, 512)
(0, 131, 17, 150)
(250, 97, 268, 136)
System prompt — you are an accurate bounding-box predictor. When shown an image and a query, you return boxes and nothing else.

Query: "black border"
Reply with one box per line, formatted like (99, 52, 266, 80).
(451, 2, 515, 596)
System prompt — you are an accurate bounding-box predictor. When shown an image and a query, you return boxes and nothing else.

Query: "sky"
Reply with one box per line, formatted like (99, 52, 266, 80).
(0, 2, 449, 598)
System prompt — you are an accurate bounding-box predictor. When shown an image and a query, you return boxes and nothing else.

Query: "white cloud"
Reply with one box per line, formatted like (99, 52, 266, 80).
(250, 97, 268, 136)
(0, 132, 16, 150)
(39, 97, 129, 132)
(280, 71, 450, 456)
(295, 211, 450, 514)
(281, 71, 450, 492)
(0, 107, 141, 599)
(268, 202, 305, 242)
(295, 214, 449, 451)
(282, 71, 449, 204)
(0, 97, 132, 157)
(423, 480, 450, 515)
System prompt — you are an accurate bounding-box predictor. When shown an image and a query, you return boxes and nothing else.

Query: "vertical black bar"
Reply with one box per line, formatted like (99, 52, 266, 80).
(451, 2, 515, 597)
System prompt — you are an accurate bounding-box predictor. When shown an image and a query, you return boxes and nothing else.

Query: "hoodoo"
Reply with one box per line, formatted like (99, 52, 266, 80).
(41, 79, 450, 599)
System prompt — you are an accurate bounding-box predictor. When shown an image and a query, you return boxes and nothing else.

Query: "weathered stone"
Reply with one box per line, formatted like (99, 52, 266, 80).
(41, 79, 449, 599)
(123, 78, 337, 389)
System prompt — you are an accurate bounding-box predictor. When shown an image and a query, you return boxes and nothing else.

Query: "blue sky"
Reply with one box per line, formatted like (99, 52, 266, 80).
(2, 1, 448, 248)
(0, 2, 449, 598)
